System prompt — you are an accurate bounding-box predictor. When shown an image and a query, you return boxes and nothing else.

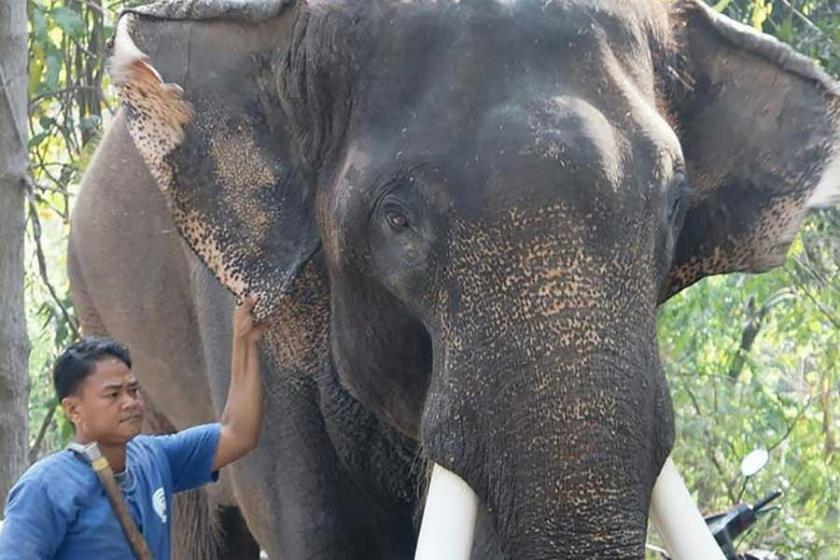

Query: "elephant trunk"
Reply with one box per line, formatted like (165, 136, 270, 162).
(421, 314, 674, 559)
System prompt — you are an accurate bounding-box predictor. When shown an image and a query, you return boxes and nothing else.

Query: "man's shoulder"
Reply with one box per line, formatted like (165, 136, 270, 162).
(128, 433, 159, 450)
(126, 425, 219, 464)
(9, 450, 96, 510)
(125, 426, 219, 491)
(131, 424, 221, 451)
(23, 449, 89, 485)
(126, 434, 167, 467)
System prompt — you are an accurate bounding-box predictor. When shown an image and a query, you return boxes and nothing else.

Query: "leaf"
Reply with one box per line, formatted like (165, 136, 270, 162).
(29, 3, 48, 41)
(75, 129, 103, 176)
(29, 44, 46, 94)
(51, 6, 84, 39)
(751, 0, 773, 31)
(28, 131, 50, 149)
(777, 14, 795, 44)
(38, 115, 55, 130)
(713, 0, 733, 12)
(43, 48, 62, 93)
(79, 115, 101, 131)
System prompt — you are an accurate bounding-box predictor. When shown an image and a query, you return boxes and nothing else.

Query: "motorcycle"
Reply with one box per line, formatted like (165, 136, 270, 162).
(647, 448, 783, 560)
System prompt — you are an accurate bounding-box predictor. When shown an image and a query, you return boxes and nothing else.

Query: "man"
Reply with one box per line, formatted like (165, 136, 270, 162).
(0, 297, 265, 559)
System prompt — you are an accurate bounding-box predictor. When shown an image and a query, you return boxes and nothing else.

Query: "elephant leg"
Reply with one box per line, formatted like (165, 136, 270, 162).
(230, 372, 416, 560)
(316, 366, 419, 559)
(187, 249, 417, 557)
(218, 506, 261, 559)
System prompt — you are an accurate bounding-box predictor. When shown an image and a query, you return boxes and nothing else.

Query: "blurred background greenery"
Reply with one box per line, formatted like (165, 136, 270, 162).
(20, 0, 838, 557)
(657, 2, 840, 558)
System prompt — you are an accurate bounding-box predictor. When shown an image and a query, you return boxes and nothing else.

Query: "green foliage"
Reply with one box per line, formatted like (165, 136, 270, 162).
(25, 0, 133, 459)
(659, 6, 840, 558)
(750, 0, 774, 30)
(659, 214, 840, 557)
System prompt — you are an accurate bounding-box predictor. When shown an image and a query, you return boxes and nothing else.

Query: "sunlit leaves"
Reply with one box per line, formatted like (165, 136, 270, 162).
(51, 6, 84, 39)
(751, 0, 774, 30)
(655, 3, 840, 557)
(713, 1, 734, 13)
(660, 209, 840, 559)
(24, 0, 131, 459)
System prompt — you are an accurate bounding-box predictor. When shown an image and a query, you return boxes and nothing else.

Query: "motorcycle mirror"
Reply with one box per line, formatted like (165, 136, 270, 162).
(740, 448, 769, 478)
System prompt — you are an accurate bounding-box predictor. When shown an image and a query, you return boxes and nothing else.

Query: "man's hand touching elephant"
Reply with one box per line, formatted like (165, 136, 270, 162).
(213, 296, 266, 471)
(233, 295, 268, 343)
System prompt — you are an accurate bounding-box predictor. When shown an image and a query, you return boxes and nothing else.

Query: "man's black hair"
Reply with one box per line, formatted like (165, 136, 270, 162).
(53, 337, 132, 401)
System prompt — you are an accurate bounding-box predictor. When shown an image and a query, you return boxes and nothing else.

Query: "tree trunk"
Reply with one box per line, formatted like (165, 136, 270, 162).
(0, 0, 31, 506)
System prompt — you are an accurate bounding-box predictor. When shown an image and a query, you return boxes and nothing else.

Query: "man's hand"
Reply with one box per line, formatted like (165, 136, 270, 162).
(233, 296, 267, 343)
(213, 296, 266, 471)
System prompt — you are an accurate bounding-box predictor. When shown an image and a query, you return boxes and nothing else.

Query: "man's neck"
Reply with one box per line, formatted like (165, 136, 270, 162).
(74, 436, 128, 472)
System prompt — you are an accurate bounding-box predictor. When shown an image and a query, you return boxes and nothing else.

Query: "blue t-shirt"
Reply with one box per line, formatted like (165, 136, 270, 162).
(0, 423, 220, 559)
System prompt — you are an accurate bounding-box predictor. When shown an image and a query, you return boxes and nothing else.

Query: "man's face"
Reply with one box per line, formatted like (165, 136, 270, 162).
(62, 357, 145, 445)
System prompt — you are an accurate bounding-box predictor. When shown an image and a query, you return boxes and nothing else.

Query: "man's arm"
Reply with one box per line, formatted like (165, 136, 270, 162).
(0, 477, 66, 558)
(212, 296, 266, 472)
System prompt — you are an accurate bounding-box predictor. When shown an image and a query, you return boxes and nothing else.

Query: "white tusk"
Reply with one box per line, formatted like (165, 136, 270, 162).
(650, 456, 726, 560)
(415, 463, 478, 560)
(807, 147, 840, 208)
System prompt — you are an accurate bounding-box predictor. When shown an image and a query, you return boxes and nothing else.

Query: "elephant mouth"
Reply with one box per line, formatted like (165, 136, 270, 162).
(415, 459, 725, 560)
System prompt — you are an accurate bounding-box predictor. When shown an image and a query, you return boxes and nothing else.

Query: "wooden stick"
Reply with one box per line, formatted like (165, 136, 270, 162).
(70, 442, 153, 560)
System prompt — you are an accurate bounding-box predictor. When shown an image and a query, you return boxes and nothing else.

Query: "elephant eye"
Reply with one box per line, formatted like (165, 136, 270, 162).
(384, 204, 411, 231)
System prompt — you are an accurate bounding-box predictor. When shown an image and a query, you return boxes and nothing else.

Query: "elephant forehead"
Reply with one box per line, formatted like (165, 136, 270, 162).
(476, 96, 623, 191)
(353, 0, 660, 123)
(339, 2, 675, 209)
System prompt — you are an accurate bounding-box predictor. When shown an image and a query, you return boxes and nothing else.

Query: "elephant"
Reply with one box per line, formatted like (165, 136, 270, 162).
(68, 0, 840, 557)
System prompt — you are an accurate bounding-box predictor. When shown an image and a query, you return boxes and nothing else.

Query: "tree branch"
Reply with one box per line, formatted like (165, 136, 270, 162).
(684, 385, 736, 503)
(728, 290, 796, 381)
(822, 371, 835, 462)
(30, 85, 100, 107)
(777, 0, 840, 58)
(768, 394, 816, 453)
(27, 405, 56, 464)
(28, 180, 76, 196)
(778, 0, 824, 34)
(788, 271, 840, 330)
(23, 178, 81, 341)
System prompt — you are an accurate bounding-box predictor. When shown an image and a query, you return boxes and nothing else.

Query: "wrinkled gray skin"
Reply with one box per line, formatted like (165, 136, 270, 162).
(69, 0, 840, 558)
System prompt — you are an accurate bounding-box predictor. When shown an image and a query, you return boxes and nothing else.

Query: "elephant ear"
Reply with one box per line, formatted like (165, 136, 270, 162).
(109, 2, 317, 319)
(662, 0, 840, 300)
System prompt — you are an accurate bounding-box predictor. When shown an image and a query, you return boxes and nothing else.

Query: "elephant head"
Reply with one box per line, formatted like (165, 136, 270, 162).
(110, 0, 839, 556)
